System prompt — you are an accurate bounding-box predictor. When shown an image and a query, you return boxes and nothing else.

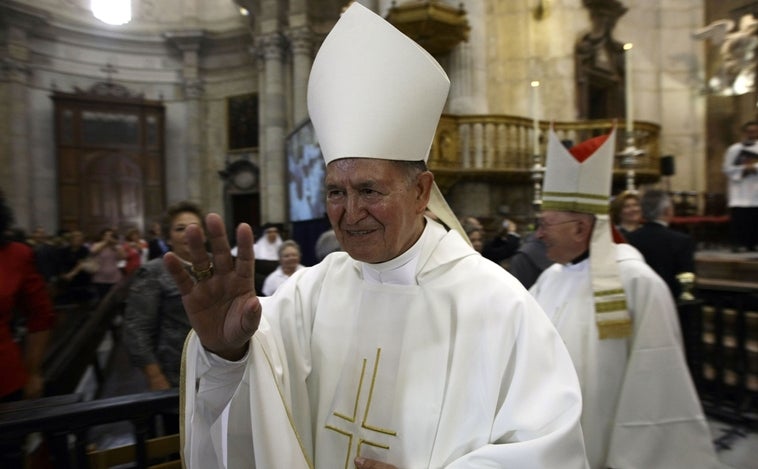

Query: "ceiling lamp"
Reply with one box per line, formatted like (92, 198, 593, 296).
(91, 0, 132, 26)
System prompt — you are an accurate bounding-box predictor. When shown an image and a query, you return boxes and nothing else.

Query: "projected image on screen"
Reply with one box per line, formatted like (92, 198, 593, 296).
(287, 120, 326, 222)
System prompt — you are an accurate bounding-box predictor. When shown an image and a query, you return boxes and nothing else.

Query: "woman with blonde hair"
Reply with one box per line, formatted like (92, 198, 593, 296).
(610, 190, 642, 238)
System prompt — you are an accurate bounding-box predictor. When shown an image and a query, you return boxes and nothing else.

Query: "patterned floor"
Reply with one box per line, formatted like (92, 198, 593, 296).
(710, 419, 758, 469)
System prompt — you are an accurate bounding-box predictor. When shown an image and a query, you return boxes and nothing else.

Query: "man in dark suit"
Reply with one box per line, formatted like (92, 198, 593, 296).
(626, 189, 695, 300)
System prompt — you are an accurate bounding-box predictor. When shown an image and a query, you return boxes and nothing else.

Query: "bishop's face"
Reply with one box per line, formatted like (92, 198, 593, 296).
(535, 210, 590, 264)
(325, 158, 430, 264)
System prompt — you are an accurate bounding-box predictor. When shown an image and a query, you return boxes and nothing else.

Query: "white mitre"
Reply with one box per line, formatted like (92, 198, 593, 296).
(307, 2, 466, 240)
(543, 127, 631, 339)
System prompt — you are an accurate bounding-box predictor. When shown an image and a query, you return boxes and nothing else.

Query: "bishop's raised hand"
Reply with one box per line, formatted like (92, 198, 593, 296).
(163, 213, 261, 361)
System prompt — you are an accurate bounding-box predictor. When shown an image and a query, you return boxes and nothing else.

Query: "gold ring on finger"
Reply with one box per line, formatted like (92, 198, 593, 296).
(190, 262, 214, 282)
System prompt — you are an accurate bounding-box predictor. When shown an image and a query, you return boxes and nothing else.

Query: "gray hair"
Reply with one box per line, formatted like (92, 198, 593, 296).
(393, 160, 428, 186)
(639, 189, 671, 221)
(278, 239, 301, 258)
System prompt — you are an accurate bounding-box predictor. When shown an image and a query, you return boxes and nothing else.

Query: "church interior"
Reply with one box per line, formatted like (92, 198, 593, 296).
(1, 0, 757, 467)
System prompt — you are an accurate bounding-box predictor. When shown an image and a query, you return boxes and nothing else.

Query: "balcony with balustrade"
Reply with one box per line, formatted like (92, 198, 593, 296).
(428, 115, 661, 193)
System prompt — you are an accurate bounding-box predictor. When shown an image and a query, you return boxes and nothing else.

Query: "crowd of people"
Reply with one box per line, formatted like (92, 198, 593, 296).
(5, 223, 160, 309)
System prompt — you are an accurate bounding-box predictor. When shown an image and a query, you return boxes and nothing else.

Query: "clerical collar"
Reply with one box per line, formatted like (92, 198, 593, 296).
(361, 221, 428, 286)
(569, 250, 589, 265)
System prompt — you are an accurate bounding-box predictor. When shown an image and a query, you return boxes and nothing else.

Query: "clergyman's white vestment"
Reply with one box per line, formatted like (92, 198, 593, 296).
(182, 219, 588, 468)
(530, 243, 720, 469)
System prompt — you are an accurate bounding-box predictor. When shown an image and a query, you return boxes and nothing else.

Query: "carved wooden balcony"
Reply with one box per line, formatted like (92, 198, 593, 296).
(429, 114, 661, 192)
(385, 1, 470, 56)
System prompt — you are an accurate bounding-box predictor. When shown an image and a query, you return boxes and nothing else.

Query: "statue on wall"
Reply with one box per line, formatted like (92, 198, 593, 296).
(693, 14, 758, 96)
(575, 0, 628, 120)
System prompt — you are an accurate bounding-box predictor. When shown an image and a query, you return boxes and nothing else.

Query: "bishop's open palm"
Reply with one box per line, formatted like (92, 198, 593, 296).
(163, 213, 261, 361)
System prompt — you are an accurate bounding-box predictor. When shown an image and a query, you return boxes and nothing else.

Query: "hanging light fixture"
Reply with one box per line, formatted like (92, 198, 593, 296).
(91, 0, 132, 26)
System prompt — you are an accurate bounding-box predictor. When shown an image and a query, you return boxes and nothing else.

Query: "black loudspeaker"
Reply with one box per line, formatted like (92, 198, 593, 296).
(660, 155, 675, 176)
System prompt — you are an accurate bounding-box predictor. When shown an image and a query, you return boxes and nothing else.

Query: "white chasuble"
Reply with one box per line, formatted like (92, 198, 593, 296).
(182, 219, 589, 468)
(530, 244, 720, 469)
(320, 284, 446, 467)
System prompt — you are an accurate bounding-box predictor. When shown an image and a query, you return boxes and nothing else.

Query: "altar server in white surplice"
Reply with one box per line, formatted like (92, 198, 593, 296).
(529, 128, 720, 469)
(165, 4, 588, 469)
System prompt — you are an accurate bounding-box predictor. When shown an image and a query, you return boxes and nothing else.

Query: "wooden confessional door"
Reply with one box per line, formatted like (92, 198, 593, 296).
(53, 84, 165, 239)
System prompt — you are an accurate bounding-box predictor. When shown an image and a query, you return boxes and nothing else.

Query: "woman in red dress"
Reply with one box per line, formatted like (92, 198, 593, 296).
(0, 189, 55, 402)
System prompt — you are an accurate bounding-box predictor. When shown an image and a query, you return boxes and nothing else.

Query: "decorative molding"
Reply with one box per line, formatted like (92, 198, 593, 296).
(218, 158, 259, 191)
(164, 30, 206, 53)
(72, 81, 145, 100)
(0, 57, 31, 82)
(287, 26, 312, 56)
(256, 33, 286, 61)
(183, 78, 205, 99)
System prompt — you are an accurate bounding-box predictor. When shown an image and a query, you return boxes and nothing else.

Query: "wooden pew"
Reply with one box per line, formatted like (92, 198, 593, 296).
(0, 389, 178, 468)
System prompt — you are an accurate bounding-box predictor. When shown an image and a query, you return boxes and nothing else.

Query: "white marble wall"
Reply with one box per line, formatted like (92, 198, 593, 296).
(617, 0, 706, 193)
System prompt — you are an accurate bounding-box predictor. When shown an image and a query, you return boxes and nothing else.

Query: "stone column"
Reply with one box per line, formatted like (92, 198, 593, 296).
(0, 18, 34, 228)
(256, 33, 287, 224)
(448, 0, 487, 114)
(287, 27, 312, 125)
(165, 31, 205, 203)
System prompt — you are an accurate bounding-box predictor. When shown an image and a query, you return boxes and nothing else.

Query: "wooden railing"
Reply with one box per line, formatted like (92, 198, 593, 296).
(44, 277, 132, 397)
(688, 283, 758, 428)
(682, 256, 758, 427)
(0, 389, 179, 468)
(429, 115, 661, 187)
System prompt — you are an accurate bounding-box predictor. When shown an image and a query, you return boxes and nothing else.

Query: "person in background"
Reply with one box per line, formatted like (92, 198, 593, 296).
(481, 217, 521, 265)
(459, 216, 484, 252)
(459, 216, 483, 233)
(722, 120, 758, 252)
(0, 189, 55, 403)
(122, 228, 146, 276)
(89, 228, 125, 300)
(625, 189, 696, 301)
(529, 128, 718, 468)
(506, 231, 552, 289)
(147, 222, 170, 260)
(230, 223, 282, 260)
(465, 226, 484, 252)
(56, 229, 95, 306)
(166, 5, 587, 468)
(261, 240, 306, 296)
(314, 228, 341, 261)
(253, 223, 283, 260)
(609, 189, 642, 238)
(27, 226, 59, 285)
(123, 201, 207, 391)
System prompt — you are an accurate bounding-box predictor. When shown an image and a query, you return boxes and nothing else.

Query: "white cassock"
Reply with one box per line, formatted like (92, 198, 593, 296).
(261, 264, 306, 296)
(181, 219, 589, 468)
(530, 244, 720, 469)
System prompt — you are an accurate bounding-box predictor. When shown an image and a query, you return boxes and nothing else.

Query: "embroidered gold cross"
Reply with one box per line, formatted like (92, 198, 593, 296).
(325, 348, 398, 469)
